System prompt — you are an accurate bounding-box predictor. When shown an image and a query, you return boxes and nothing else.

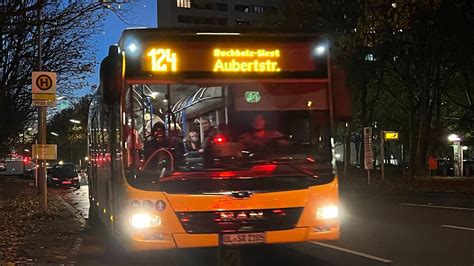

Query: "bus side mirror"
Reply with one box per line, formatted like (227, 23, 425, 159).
(100, 45, 122, 105)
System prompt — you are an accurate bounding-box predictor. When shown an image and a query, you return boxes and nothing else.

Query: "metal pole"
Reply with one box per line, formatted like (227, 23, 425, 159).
(36, 5, 47, 210)
(460, 145, 464, 177)
(380, 131, 385, 181)
(166, 84, 171, 134)
(223, 86, 228, 125)
(367, 169, 371, 185)
(199, 116, 205, 144)
(327, 49, 335, 138)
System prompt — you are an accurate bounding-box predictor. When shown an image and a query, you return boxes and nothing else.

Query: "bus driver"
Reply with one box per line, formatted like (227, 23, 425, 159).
(144, 122, 170, 160)
(238, 114, 287, 150)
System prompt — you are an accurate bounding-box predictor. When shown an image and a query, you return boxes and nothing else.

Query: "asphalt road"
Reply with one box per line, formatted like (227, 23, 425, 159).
(59, 185, 474, 266)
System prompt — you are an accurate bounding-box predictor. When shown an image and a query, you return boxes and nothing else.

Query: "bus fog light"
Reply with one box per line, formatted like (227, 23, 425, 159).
(316, 205, 338, 220)
(130, 213, 161, 228)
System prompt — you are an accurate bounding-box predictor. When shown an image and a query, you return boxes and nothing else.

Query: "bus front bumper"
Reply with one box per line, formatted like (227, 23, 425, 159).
(125, 226, 339, 252)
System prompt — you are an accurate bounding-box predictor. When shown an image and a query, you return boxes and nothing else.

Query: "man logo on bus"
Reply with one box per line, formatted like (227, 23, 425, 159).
(245, 91, 261, 103)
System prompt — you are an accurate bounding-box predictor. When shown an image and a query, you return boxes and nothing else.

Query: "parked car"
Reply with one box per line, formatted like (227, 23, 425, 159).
(23, 168, 35, 179)
(46, 167, 53, 185)
(49, 163, 80, 189)
(0, 159, 5, 171)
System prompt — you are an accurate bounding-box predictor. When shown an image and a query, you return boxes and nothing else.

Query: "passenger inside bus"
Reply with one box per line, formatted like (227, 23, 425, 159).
(184, 130, 201, 152)
(201, 117, 217, 142)
(125, 125, 143, 167)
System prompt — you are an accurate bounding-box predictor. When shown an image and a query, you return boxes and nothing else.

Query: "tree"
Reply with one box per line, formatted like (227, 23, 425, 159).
(280, 0, 474, 178)
(48, 95, 91, 164)
(0, 0, 125, 154)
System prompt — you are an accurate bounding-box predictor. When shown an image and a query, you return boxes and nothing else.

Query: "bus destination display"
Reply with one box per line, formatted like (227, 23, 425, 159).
(132, 41, 327, 79)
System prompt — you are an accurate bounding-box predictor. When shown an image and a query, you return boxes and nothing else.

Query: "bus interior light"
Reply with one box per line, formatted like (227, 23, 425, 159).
(213, 135, 227, 144)
(196, 32, 241, 36)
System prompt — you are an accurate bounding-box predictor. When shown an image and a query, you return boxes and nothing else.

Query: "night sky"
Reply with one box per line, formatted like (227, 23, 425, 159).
(78, 0, 156, 97)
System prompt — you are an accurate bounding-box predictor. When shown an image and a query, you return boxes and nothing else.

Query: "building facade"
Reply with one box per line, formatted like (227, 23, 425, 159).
(158, 0, 284, 28)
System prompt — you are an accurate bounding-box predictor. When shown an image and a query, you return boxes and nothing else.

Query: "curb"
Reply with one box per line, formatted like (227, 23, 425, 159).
(389, 189, 474, 199)
(53, 194, 87, 226)
(341, 187, 474, 199)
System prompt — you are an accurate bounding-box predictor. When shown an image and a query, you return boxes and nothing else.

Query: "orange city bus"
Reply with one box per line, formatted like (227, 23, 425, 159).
(87, 28, 350, 251)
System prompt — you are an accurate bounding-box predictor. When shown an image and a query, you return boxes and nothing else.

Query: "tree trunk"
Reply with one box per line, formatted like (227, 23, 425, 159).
(408, 113, 417, 179)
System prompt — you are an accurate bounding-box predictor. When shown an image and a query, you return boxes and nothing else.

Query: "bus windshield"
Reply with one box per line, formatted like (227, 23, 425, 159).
(123, 83, 333, 183)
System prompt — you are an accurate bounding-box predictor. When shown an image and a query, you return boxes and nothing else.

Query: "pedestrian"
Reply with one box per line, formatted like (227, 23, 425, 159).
(428, 154, 437, 177)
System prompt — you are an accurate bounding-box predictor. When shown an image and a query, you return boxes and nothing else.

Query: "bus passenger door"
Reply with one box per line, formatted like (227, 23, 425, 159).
(96, 106, 113, 228)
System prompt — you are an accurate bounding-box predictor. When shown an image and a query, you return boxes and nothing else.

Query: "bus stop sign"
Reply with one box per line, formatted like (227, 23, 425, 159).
(32, 71, 56, 107)
(32, 144, 57, 160)
(363, 127, 374, 170)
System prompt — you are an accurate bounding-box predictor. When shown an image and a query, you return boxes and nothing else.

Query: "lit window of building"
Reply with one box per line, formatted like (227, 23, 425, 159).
(365, 53, 376, 61)
(177, 0, 191, 8)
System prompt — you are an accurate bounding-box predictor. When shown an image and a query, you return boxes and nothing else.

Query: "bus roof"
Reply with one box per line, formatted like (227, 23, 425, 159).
(119, 28, 325, 44)
(117, 28, 329, 82)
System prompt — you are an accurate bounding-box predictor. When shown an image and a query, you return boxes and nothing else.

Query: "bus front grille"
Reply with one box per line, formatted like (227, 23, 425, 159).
(176, 208, 303, 234)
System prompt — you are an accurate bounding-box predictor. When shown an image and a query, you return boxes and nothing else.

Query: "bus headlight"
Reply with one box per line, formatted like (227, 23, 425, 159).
(130, 213, 161, 228)
(316, 205, 339, 220)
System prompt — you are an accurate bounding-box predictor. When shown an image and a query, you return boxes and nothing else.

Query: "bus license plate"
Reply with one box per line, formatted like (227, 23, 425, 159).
(221, 233, 265, 245)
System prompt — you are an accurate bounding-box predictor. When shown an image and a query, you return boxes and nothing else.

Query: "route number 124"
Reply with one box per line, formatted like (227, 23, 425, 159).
(147, 48, 177, 72)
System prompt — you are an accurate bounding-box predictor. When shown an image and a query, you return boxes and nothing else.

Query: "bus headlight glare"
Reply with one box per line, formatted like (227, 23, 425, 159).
(316, 205, 338, 220)
(130, 213, 161, 228)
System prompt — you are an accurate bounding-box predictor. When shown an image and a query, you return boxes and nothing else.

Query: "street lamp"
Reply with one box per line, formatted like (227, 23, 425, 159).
(315, 45, 326, 55)
(50, 132, 59, 137)
(69, 119, 81, 124)
(447, 134, 461, 142)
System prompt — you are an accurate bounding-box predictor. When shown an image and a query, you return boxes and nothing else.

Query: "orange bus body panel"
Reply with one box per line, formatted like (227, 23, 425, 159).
(116, 176, 340, 250)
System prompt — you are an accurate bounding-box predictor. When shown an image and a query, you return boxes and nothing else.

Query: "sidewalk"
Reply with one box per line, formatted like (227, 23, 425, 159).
(339, 171, 474, 197)
(0, 177, 85, 264)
